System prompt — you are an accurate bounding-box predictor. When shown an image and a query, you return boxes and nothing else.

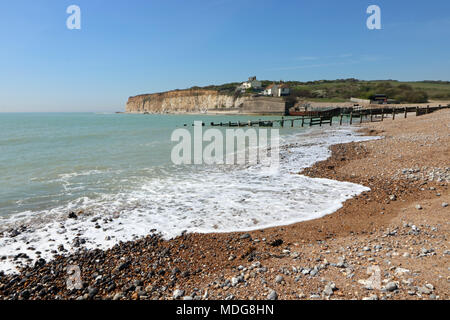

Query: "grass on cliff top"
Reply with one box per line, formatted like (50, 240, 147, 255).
(188, 79, 450, 103)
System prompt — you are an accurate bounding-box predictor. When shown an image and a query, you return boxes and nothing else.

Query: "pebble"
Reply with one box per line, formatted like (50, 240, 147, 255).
(116, 261, 130, 272)
(68, 212, 78, 219)
(88, 287, 98, 298)
(267, 290, 278, 300)
(417, 286, 432, 295)
(173, 289, 184, 300)
(362, 294, 378, 300)
(275, 275, 283, 284)
(442, 202, 448, 208)
(20, 290, 30, 300)
(181, 271, 190, 278)
(415, 204, 423, 210)
(113, 292, 124, 300)
(384, 282, 398, 292)
(425, 283, 434, 290)
(395, 268, 410, 276)
(270, 239, 283, 247)
(171, 267, 180, 275)
(323, 283, 336, 297)
(336, 257, 347, 268)
(421, 248, 433, 254)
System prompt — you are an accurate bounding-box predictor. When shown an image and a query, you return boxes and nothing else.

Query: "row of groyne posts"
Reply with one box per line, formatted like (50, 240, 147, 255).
(188, 104, 450, 128)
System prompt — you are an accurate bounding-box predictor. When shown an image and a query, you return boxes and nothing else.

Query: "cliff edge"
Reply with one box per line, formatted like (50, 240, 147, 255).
(126, 89, 248, 114)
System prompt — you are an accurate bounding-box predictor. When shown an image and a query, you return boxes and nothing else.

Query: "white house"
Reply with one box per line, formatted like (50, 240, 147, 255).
(264, 83, 290, 97)
(240, 76, 262, 91)
(264, 84, 277, 96)
(278, 83, 290, 96)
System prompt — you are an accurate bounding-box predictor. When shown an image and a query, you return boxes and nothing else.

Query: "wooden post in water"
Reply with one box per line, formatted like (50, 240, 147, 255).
(370, 110, 373, 122)
(330, 117, 333, 126)
(291, 120, 294, 127)
(360, 113, 363, 124)
(319, 117, 323, 127)
(392, 109, 396, 120)
(381, 109, 384, 121)
(426, 105, 430, 114)
(301, 116, 305, 127)
(404, 107, 407, 118)
(339, 114, 343, 125)
(350, 112, 353, 125)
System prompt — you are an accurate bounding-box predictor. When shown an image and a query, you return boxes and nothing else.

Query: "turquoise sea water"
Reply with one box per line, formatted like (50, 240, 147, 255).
(0, 113, 292, 217)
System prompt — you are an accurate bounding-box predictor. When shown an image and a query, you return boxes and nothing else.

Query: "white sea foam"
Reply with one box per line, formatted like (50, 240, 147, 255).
(0, 126, 379, 274)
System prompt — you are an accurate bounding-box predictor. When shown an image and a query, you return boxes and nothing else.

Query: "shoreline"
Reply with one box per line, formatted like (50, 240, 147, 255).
(0, 123, 372, 275)
(0, 110, 448, 300)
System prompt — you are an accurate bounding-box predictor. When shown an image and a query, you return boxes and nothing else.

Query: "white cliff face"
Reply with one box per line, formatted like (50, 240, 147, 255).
(126, 89, 249, 114)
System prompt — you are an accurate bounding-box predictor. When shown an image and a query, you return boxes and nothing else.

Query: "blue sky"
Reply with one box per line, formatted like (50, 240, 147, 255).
(0, 0, 449, 112)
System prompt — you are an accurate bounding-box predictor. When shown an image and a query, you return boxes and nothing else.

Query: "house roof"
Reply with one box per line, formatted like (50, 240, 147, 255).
(266, 83, 289, 90)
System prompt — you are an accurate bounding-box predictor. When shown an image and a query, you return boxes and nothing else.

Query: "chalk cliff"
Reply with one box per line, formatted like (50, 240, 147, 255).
(125, 89, 249, 114)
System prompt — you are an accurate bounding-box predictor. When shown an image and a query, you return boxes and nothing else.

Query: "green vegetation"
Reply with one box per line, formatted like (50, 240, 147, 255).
(193, 82, 241, 95)
(284, 79, 435, 103)
(190, 79, 450, 103)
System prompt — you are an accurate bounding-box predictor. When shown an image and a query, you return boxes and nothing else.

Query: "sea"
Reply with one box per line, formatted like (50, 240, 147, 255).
(0, 112, 377, 273)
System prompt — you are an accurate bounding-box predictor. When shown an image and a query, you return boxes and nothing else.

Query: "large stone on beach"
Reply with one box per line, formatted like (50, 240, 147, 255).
(173, 289, 184, 300)
(384, 282, 398, 292)
(267, 290, 278, 300)
(239, 233, 251, 240)
(323, 284, 335, 297)
(68, 212, 78, 219)
(275, 275, 284, 284)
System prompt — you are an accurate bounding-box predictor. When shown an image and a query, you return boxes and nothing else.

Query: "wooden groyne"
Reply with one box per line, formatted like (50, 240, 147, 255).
(201, 116, 334, 128)
(346, 104, 449, 125)
(185, 104, 450, 128)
